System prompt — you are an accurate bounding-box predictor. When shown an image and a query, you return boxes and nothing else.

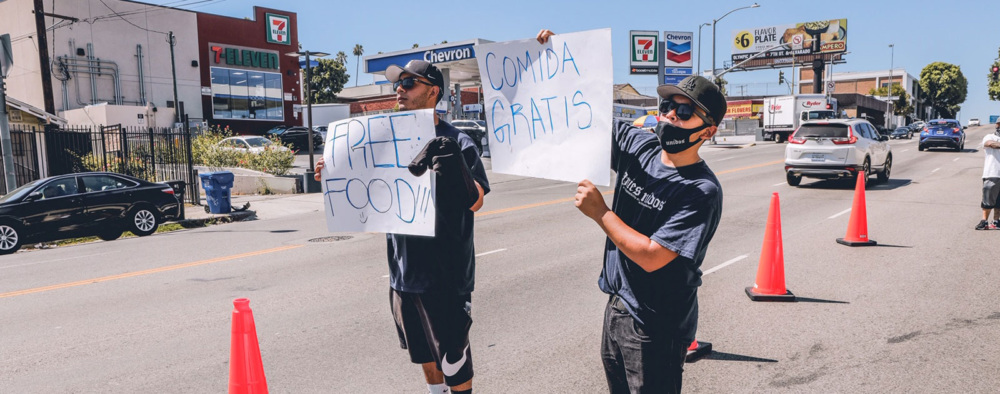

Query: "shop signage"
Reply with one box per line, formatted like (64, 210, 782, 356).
(266, 13, 291, 45)
(629, 30, 658, 75)
(210, 44, 279, 70)
(423, 44, 475, 64)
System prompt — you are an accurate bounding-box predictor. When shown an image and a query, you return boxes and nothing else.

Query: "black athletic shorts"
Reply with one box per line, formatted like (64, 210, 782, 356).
(390, 289, 473, 386)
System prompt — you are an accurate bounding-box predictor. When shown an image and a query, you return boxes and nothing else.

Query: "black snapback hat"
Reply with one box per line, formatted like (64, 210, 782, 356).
(656, 76, 727, 126)
(385, 60, 445, 92)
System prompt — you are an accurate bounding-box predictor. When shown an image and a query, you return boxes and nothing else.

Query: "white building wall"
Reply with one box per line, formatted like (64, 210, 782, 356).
(0, 0, 203, 121)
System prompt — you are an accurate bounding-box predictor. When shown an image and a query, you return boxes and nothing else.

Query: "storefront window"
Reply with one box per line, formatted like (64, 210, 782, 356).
(211, 68, 231, 119)
(211, 67, 283, 121)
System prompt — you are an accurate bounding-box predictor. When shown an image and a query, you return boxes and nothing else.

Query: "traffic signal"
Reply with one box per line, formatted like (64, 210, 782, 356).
(992, 65, 999, 82)
(779, 70, 786, 84)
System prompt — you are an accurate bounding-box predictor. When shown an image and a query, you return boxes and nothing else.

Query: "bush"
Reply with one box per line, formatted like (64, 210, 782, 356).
(191, 126, 295, 176)
(71, 151, 150, 180)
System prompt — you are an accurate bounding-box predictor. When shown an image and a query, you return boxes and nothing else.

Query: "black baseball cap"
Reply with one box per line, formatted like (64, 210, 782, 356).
(656, 76, 727, 126)
(385, 60, 445, 92)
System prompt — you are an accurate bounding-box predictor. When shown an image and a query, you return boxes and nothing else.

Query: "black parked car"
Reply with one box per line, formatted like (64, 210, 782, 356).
(266, 126, 323, 151)
(0, 172, 182, 255)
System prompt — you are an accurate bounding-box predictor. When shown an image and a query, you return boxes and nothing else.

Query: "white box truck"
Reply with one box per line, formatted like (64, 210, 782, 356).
(763, 94, 838, 142)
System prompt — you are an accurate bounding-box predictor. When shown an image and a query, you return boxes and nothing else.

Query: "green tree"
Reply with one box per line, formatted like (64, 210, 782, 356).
(352, 44, 364, 87)
(919, 62, 967, 118)
(869, 84, 914, 117)
(335, 51, 348, 66)
(412, 43, 419, 48)
(303, 58, 350, 104)
(713, 75, 728, 95)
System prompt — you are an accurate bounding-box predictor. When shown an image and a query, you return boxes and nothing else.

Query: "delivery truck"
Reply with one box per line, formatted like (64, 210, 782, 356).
(763, 94, 838, 142)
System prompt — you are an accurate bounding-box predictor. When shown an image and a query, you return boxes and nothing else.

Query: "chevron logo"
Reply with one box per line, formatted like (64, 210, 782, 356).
(667, 51, 691, 63)
(666, 41, 691, 54)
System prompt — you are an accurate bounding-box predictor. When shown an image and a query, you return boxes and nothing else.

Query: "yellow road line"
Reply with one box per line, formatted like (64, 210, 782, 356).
(5, 159, 782, 298)
(477, 159, 782, 217)
(715, 159, 784, 175)
(1, 245, 303, 299)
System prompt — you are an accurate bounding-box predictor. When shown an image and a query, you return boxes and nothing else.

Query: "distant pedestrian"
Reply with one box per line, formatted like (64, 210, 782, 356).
(977, 125, 1000, 230)
(315, 59, 489, 394)
(537, 29, 726, 393)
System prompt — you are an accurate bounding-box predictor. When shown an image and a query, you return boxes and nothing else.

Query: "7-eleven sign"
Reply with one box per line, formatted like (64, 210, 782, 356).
(629, 30, 658, 74)
(266, 13, 291, 45)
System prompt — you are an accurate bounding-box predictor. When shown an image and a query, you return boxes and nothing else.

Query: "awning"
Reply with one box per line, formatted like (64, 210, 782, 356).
(5, 96, 68, 126)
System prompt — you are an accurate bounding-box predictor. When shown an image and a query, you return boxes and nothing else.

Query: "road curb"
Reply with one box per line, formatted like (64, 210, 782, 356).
(176, 210, 257, 228)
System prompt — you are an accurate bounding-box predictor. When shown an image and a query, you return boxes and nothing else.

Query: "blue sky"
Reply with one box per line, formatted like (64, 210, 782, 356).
(167, 0, 997, 121)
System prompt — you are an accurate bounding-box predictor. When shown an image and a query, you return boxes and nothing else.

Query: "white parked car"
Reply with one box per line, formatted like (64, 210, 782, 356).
(968, 118, 981, 127)
(217, 136, 290, 154)
(784, 119, 891, 187)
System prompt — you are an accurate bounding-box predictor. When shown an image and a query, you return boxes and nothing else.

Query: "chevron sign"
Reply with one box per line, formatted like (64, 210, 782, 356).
(663, 31, 693, 68)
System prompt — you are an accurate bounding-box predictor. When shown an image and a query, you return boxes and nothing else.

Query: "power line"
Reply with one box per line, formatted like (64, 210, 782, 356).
(98, 0, 170, 35)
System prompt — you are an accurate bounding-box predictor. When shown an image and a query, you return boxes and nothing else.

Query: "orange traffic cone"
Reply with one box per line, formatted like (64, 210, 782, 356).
(837, 173, 878, 246)
(746, 192, 796, 302)
(685, 339, 712, 363)
(229, 298, 268, 394)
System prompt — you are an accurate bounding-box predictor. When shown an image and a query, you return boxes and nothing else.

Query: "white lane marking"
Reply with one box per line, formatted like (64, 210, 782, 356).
(703, 255, 748, 276)
(931, 168, 940, 173)
(531, 183, 573, 191)
(953, 158, 960, 162)
(0, 253, 110, 270)
(828, 208, 852, 219)
(715, 156, 736, 162)
(382, 249, 508, 278)
(476, 248, 507, 257)
(901, 149, 910, 153)
(772, 182, 786, 187)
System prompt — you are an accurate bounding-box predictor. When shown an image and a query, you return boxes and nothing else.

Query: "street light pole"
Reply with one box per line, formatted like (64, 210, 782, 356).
(711, 3, 759, 81)
(886, 44, 894, 129)
(697, 22, 710, 76)
(286, 50, 329, 193)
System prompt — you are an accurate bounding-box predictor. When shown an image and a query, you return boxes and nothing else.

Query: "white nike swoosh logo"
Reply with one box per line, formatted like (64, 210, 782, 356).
(441, 344, 470, 377)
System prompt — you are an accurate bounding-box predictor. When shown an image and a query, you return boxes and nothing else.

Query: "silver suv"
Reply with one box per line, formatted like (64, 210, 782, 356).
(784, 119, 891, 187)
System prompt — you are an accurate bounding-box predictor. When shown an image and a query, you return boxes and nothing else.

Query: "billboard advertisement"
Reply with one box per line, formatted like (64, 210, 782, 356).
(731, 19, 847, 63)
(630, 30, 659, 74)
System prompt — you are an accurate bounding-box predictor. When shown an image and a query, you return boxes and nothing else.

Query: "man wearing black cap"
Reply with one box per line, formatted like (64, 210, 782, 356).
(314, 59, 489, 394)
(539, 29, 725, 394)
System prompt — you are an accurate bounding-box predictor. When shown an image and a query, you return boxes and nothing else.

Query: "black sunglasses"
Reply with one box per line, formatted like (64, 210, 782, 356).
(393, 77, 435, 91)
(659, 99, 713, 125)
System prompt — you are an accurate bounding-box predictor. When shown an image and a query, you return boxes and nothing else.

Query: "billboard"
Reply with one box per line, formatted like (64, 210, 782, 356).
(630, 30, 659, 74)
(731, 19, 847, 64)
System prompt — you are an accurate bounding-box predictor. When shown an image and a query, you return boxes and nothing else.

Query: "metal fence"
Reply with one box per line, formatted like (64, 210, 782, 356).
(1, 122, 198, 204)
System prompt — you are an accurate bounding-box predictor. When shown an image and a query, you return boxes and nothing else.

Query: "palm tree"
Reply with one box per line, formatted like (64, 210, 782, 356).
(352, 44, 364, 87)
(335, 51, 347, 66)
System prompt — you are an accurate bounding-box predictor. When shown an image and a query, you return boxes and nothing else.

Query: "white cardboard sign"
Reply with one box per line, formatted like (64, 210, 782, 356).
(475, 29, 612, 186)
(322, 109, 437, 236)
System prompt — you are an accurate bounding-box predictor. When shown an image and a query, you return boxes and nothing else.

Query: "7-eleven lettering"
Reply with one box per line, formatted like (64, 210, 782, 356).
(272, 19, 286, 42)
(637, 39, 653, 61)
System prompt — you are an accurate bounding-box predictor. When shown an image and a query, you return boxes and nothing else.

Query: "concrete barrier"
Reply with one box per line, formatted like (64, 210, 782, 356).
(713, 135, 757, 145)
(195, 166, 301, 195)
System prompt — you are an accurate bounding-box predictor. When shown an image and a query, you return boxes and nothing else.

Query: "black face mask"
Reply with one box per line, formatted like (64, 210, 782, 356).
(654, 121, 709, 154)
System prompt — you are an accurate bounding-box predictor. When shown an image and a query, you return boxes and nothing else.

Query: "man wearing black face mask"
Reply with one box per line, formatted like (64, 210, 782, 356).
(540, 27, 727, 394)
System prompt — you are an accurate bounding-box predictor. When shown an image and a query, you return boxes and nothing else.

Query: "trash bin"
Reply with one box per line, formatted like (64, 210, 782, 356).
(199, 171, 234, 214)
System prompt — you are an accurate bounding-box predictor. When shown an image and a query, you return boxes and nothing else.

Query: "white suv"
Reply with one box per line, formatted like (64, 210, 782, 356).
(784, 119, 891, 187)
(968, 118, 981, 127)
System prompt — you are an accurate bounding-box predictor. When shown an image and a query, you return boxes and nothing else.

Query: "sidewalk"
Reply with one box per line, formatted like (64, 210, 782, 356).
(177, 193, 325, 227)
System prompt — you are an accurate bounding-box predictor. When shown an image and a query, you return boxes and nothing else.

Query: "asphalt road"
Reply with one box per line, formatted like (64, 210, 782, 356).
(3, 126, 1000, 393)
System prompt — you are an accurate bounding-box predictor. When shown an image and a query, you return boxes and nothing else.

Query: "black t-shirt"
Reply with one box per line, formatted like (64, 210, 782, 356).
(598, 120, 723, 341)
(387, 121, 490, 294)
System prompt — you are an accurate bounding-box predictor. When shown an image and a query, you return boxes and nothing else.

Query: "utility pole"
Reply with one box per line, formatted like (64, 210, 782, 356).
(32, 0, 55, 114)
(1, 33, 17, 192)
(169, 32, 180, 124)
